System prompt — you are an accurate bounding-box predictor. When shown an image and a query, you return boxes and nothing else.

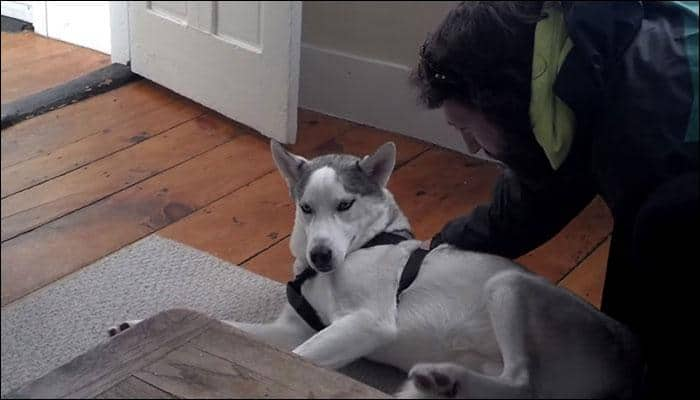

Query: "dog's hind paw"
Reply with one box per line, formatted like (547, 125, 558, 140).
(107, 320, 141, 337)
(405, 363, 464, 398)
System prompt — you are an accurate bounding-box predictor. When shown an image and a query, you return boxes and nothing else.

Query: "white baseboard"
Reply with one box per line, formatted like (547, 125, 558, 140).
(1, 1, 33, 23)
(299, 43, 467, 153)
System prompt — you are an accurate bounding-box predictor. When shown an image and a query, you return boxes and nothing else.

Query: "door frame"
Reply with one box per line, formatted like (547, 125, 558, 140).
(110, 1, 130, 65)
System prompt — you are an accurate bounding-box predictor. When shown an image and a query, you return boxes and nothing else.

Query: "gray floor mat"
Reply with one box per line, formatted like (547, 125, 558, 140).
(1, 235, 405, 396)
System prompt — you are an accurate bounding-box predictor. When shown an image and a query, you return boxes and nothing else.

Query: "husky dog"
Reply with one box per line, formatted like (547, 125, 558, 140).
(111, 141, 643, 398)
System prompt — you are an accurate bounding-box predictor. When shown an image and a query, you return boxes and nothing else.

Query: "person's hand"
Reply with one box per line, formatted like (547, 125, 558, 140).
(419, 240, 431, 250)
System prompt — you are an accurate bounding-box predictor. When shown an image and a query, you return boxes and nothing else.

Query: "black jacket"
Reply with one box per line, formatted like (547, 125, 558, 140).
(431, 1, 699, 257)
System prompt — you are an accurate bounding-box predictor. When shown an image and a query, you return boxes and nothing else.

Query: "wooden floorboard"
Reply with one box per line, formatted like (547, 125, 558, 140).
(1, 32, 77, 70)
(158, 172, 292, 268)
(1, 32, 110, 103)
(388, 148, 501, 238)
(242, 237, 295, 283)
(1, 114, 238, 241)
(286, 109, 357, 154)
(1, 81, 183, 169)
(1, 43, 77, 72)
(1, 94, 204, 198)
(516, 197, 612, 283)
(1, 31, 72, 53)
(1, 132, 267, 305)
(559, 237, 610, 309)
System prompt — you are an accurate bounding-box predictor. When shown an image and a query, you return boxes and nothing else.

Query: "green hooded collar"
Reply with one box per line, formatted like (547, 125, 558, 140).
(530, 5, 576, 170)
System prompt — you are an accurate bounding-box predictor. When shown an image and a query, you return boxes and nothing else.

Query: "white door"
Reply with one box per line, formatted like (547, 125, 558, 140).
(129, 1, 302, 143)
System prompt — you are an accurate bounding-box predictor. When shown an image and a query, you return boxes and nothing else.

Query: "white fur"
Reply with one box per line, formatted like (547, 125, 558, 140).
(112, 141, 644, 398)
(301, 167, 354, 269)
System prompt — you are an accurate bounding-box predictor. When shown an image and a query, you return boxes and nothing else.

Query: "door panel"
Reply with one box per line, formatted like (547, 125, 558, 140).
(217, 2, 261, 48)
(129, 1, 301, 143)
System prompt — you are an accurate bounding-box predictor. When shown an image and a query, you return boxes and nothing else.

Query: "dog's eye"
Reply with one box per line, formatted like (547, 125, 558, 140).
(337, 199, 355, 212)
(300, 203, 313, 214)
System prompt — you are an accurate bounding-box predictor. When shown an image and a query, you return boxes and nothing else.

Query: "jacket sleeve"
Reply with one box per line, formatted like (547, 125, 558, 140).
(430, 167, 596, 259)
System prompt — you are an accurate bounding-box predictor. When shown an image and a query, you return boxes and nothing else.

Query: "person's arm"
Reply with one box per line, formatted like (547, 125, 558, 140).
(430, 166, 596, 259)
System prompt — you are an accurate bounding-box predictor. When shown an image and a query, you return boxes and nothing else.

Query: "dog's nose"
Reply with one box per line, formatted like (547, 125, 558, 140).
(310, 246, 333, 271)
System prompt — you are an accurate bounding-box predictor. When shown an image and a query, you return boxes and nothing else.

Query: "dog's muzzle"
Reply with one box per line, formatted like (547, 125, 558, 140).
(309, 246, 333, 272)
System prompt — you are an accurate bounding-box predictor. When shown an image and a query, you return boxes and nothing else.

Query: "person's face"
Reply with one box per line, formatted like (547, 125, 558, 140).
(443, 100, 504, 160)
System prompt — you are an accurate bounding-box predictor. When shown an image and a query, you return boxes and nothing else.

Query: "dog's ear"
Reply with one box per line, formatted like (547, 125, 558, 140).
(359, 142, 396, 187)
(271, 140, 307, 188)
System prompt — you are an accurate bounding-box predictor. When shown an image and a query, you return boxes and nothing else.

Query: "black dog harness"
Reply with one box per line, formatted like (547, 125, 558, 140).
(286, 230, 429, 331)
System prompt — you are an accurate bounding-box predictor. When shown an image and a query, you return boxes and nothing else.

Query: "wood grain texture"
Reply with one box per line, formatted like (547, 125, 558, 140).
(6, 309, 213, 399)
(559, 237, 610, 309)
(1, 35, 78, 71)
(1, 114, 237, 241)
(517, 197, 613, 283)
(9, 309, 387, 399)
(134, 344, 303, 398)
(187, 322, 389, 398)
(288, 109, 357, 154)
(1, 32, 51, 52)
(388, 148, 502, 239)
(242, 236, 294, 283)
(96, 376, 175, 399)
(1, 96, 205, 197)
(1, 81, 178, 169)
(0, 133, 273, 305)
(302, 123, 430, 162)
(159, 172, 293, 265)
(1, 32, 110, 103)
(1, 32, 74, 57)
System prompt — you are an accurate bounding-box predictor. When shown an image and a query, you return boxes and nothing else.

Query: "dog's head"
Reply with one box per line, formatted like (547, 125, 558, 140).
(271, 140, 397, 273)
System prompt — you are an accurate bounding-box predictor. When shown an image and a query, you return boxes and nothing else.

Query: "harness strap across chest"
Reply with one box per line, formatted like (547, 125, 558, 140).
(286, 231, 429, 332)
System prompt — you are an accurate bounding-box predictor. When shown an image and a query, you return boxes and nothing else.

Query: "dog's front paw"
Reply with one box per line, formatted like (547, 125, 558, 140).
(107, 320, 141, 337)
(403, 363, 464, 398)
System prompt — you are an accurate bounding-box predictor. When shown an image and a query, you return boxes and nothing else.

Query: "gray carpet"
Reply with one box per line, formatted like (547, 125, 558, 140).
(0, 235, 405, 396)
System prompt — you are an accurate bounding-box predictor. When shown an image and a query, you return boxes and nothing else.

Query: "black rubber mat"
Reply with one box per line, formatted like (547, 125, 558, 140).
(1, 63, 140, 129)
(1, 15, 33, 32)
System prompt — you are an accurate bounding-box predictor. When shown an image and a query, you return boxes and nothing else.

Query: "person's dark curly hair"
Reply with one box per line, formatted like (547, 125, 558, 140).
(412, 1, 553, 176)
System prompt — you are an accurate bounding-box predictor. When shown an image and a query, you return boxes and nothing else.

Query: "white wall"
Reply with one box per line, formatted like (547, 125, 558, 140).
(44, 1, 111, 54)
(1, 1, 111, 54)
(302, 1, 456, 68)
(299, 1, 466, 152)
(1, 1, 33, 22)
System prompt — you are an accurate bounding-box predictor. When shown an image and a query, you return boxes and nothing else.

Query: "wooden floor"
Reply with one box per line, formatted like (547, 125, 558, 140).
(1, 32, 110, 104)
(0, 33, 613, 310)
